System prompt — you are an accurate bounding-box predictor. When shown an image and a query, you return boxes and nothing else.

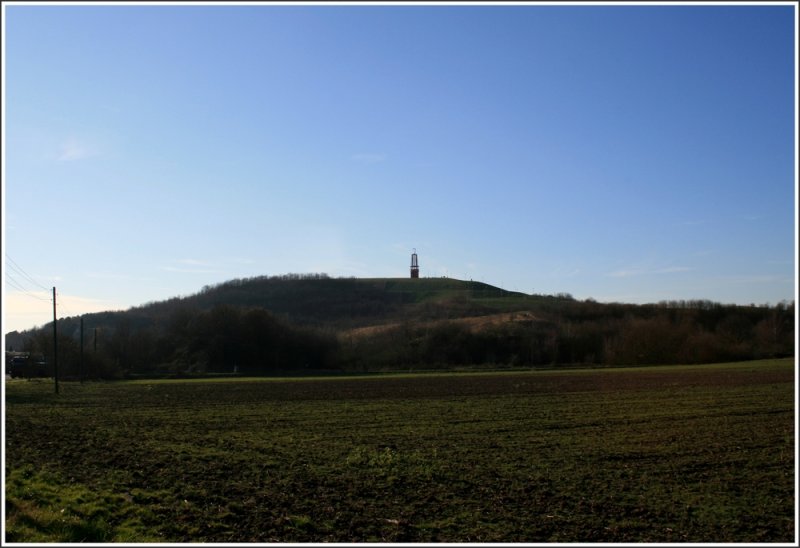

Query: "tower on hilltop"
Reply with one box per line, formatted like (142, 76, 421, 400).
(410, 249, 419, 279)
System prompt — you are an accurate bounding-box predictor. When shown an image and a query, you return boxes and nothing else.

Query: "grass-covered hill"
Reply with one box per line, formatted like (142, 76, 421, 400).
(134, 275, 540, 328)
(5, 274, 795, 378)
(7, 274, 532, 345)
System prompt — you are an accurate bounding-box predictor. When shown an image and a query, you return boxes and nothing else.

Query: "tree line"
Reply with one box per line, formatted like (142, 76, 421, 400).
(338, 300, 794, 371)
(4, 275, 795, 378)
(7, 304, 339, 379)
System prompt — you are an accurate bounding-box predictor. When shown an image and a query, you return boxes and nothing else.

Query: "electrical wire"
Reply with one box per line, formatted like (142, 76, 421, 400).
(6, 274, 33, 294)
(5, 255, 85, 319)
(56, 294, 78, 319)
(6, 272, 52, 302)
(5, 254, 51, 291)
(6, 259, 41, 287)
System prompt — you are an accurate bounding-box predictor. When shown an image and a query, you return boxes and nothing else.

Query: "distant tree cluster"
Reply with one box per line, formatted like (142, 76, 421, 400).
(341, 300, 795, 370)
(161, 304, 339, 374)
(11, 305, 338, 379)
(5, 275, 795, 378)
(199, 272, 332, 294)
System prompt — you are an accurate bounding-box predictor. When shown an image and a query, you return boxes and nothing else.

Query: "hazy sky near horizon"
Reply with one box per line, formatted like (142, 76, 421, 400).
(3, 2, 797, 333)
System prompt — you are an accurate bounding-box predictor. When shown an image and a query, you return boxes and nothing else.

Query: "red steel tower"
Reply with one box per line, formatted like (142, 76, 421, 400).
(410, 249, 419, 278)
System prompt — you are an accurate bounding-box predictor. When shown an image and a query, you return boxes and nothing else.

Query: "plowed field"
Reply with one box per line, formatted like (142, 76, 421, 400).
(5, 359, 795, 542)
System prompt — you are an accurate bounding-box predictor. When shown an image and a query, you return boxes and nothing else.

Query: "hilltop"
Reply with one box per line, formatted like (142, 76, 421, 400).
(5, 274, 795, 378)
(129, 275, 541, 329)
(6, 274, 532, 344)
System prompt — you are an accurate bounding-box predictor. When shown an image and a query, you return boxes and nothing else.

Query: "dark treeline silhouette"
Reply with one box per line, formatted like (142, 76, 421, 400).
(342, 301, 794, 371)
(4, 276, 795, 378)
(6, 304, 338, 379)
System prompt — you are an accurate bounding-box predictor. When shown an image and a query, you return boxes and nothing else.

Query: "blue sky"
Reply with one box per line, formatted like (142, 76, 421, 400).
(3, 3, 797, 333)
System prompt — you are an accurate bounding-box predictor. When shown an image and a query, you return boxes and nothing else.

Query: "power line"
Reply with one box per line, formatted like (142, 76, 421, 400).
(6, 272, 26, 291)
(6, 263, 47, 291)
(6, 263, 46, 289)
(5, 254, 50, 291)
(6, 272, 52, 302)
(57, 297, 78, 319)
(5, 255, 91, 323)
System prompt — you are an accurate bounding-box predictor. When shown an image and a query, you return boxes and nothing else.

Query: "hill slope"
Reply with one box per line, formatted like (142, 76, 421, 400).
(5, 274, 794, 377)
(127, 275, 542, 329)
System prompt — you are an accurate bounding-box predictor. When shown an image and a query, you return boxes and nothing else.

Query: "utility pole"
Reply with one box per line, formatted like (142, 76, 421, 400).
(80, 316, 84, 383)
(53, 287, 59, 394)
(94, 327, 97, 353)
